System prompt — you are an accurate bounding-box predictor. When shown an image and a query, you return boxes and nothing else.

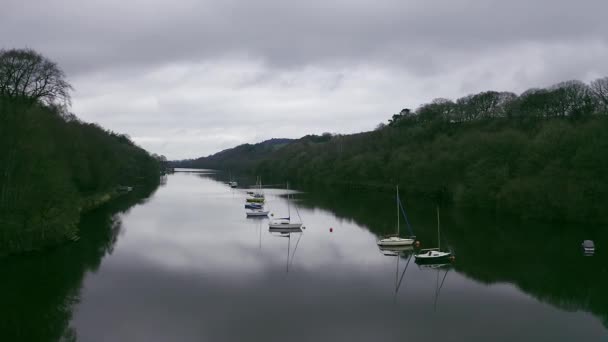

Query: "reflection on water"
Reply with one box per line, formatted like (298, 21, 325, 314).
(0, 183, 160, 341)
(268, 227, 303, 273)
(1, 171, 607, 341)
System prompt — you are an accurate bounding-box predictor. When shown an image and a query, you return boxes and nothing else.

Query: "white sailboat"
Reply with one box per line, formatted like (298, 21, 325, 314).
(246, 209, 269, 217)
(269, 183, 303, 230)
(228, 172, 238, 188)
(377, 186, 416, 247)
(414, 206, 452, 264)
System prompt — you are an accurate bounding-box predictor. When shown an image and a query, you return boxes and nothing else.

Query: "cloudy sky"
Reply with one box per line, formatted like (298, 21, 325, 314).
(2, 0, 608, 159)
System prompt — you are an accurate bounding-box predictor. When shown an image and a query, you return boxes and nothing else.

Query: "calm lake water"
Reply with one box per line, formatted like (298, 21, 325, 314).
(2, 169, 607, 341)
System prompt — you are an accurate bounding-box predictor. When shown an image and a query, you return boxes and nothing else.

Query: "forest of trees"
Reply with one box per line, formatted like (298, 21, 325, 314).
(184, 77, 608, 223)
(0, 49, 161, 255)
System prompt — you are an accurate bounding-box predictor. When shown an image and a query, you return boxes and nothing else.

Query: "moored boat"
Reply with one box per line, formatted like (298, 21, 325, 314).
(269, 218, 302, 229)
(414, 206, 453, 265)
(378, 236, 415, 247)
(582, 240, 595, 256)
(246, 209, 269, 217)
(268, 182, 303, 230)
(377, 186, 416, 247)
(414, 249, 452, 264)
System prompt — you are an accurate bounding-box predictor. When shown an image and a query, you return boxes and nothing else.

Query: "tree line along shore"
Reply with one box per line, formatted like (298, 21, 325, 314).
(0, 48, 163, 255)
(177, 77, 608, 224)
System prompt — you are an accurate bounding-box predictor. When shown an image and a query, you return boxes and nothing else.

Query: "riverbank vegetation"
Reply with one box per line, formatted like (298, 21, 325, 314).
(0, 49, 161, 255)
(181, 77, 608, 223)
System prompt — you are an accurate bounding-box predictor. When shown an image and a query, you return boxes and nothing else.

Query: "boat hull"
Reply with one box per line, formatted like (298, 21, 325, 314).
(377, 237, 415, 246)
(269, 227, 303, 234)
(246, 198, 265, 203)
(269, 222, 302, 229)
(378, 245, 414, 252)
(246, 211, 269, 217)
(414, 250, 452, 264)
(582, 240, 595, 256)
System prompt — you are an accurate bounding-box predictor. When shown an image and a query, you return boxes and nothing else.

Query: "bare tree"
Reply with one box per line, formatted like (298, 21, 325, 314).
(549, 80, 595, 117)
(590, 77, 608, 112)
(0, 48, 72, 106)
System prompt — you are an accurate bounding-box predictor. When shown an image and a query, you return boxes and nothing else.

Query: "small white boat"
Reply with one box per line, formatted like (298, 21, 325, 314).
(269, 182, 303, 230)
(378, 236, 415, 247)
(246, 209, 269, 217)
(377, 186, 416, 247)
(269, 226, 303, 234)
(415, 249, 452, 263)
(229, 181, 238, 188)
(582, 240, 595, 256)
(414, 206, 453, 264)
(269, 218, 302, 229)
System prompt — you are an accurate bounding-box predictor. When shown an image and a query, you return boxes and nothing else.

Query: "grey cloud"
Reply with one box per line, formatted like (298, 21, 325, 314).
(2, 0, 608, 158)
(3, 0, 608, 75)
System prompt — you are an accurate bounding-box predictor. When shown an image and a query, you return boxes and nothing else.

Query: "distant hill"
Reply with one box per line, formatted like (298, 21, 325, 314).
(173, 77, 608, 223)
(172, 138, 293, 170)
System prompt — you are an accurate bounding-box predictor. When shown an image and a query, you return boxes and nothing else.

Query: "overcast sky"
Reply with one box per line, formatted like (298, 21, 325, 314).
(2, 0, 608, 159)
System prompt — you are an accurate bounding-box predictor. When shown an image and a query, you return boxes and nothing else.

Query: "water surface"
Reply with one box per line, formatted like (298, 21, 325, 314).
(2, 170, 606, 341)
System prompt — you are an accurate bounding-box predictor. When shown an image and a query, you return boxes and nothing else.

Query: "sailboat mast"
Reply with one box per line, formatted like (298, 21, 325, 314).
(287, 182, 291, 219)
(436, 205, 441, 250)
(396, 186, 400, 236)
(287, 233, 291, 273)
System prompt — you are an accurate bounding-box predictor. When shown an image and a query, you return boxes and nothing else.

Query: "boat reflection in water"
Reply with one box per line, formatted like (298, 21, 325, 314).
(269, 227, 304, 273)
(248, 215, 267, 250)
(378, 245, 415, 298)
(417, 262, 452, 312)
